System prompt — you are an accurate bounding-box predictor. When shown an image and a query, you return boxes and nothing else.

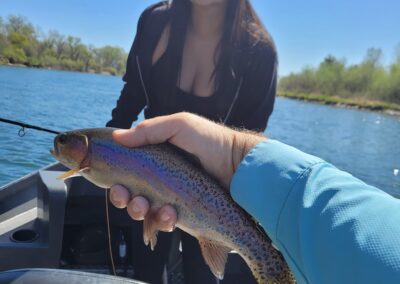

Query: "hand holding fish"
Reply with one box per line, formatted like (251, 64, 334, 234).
(110, 112, 265, 230)
(52, 111, 400, 284)
(52, 112, 294, 283)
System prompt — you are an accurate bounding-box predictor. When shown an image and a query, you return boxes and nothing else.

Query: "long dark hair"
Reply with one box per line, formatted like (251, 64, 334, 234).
(163, 0, 275, 103)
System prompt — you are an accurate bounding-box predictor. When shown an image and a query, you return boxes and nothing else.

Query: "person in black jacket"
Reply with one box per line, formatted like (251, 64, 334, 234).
(107, 1, 278, 283)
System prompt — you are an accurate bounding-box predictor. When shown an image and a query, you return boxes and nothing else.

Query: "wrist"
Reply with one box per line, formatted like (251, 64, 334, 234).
(230, 131, 267, 183)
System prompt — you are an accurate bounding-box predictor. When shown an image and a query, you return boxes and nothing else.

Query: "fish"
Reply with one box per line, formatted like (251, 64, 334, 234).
(51, 127, 295, 284)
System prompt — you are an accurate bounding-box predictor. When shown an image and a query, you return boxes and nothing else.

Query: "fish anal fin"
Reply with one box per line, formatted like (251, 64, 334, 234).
(143, 209, 159, 251)
(198, 238, 231, 280)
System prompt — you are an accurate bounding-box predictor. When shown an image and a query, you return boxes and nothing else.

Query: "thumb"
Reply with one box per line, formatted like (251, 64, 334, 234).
(112, 128, 142, 147)
(112, 116, 180, 147)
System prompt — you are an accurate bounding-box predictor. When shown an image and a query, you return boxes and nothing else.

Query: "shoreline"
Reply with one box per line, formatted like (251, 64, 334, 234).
(2, 63, 399, 117)
(0, 62, 121, 76)
(278, 92, 400, 116)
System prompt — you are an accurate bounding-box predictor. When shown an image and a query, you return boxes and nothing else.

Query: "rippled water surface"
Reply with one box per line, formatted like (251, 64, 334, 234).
(1, 66, 399, 195)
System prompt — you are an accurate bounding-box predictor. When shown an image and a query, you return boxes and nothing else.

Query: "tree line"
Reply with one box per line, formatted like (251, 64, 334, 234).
(0, 15, 128, 75)
(279, 47, 400, 104)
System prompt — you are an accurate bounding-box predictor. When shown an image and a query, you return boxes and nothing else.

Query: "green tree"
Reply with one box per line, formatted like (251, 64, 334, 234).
(279, 67, 317, 93)
(48, 31, 67, 60)
(363, 48, 383, 67)
(95, 46, 127, 74)
(8, 31, 30, 49)
(0, 14, 128, 75)
(3, 45, 27, 63)
(0, 17, 9, 63)
(315, 55, 345, 95)
(386, 60, 400, 103)
(0, 16, 5, 34)
(66, 36, 82, 60)
(343, 65, 370, 95)
(5, 15, 36, 38)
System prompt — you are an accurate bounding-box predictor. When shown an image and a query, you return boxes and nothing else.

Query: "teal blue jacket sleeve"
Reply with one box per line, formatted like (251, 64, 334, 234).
(230, 139, 400, 284)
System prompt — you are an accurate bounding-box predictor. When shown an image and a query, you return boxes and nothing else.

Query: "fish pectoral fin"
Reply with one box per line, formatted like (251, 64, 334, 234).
(78, 166, 90, 174)
(57, 166, 90, 180)
(143, 209, 159, 251)
(57, 168, 81, 180)
(198, 238, 231, 280)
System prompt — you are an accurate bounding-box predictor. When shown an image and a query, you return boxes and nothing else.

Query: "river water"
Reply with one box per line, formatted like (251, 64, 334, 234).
(0, 66, 399, 195)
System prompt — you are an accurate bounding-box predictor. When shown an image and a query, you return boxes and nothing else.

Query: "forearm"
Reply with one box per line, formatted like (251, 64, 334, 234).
(231, 140, 400, 283)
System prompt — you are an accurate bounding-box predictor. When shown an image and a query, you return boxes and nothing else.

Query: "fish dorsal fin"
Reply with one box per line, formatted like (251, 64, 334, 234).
(198, 238, 231, 280)
(143, 209, 159, 251)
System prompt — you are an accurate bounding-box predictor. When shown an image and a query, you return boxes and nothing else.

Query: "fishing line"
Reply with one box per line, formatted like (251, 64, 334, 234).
(0, 117, 60, 136)
(106, 188, 117, 276)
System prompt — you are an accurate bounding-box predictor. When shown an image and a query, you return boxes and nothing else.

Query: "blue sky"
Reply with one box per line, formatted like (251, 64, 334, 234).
(1, 0, 399, 75)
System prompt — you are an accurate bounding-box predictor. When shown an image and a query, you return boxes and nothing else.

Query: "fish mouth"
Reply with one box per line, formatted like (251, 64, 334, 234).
(50, 148, 57, 158)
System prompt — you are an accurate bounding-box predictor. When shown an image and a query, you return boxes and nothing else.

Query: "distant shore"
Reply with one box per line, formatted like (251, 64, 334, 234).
(2, 63, 399, 116)
(0, 62, 118, 76)
(278, 92, 400, 116)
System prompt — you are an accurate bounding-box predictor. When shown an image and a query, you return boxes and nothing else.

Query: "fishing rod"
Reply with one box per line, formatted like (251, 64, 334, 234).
(0, 117, 60, 136)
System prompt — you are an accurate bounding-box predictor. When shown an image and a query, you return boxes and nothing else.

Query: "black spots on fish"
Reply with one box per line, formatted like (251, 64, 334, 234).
(267, 266, 277, 274)
(213, 199, 221, 209)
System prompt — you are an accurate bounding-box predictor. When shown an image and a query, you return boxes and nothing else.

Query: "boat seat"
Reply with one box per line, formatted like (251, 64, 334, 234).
(0, 268, 147, 284)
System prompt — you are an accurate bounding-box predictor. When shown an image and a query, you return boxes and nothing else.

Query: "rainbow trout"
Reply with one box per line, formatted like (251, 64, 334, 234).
(51, 128, 295, 284)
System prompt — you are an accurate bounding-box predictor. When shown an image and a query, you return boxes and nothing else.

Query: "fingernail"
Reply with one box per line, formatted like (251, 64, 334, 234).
(161, 212, 171, 221)
(114, 129, 126, 135)
(131, 203, 142, 213)
(110, 191, 121, 203)
(167, 224, 176, 232)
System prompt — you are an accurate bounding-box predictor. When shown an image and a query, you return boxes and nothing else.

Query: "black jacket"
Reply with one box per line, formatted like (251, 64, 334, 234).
(107, 1, 278, 131)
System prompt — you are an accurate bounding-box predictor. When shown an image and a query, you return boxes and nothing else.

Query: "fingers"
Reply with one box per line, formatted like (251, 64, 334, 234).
(113, 115, 182, 147)
(126, 196, 150, 221)
(110, 184, 177, 232)
(156, 205, 177, 232)
(144, 205, 177, 232)
(110, 185, 131, 209)
(125, 198, 176, 232)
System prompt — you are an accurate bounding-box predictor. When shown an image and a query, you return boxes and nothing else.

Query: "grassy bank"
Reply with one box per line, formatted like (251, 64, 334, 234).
(278, 92, 400, 115)
(278, 48, 400, 108)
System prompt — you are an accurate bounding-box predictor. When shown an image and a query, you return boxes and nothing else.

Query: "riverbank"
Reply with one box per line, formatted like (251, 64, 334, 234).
(278, 92, 400, 116)
(0, 62, 118, 76)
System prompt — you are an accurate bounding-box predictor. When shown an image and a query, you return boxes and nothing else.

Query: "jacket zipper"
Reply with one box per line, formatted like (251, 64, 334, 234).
(136, 56, 150, 108)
